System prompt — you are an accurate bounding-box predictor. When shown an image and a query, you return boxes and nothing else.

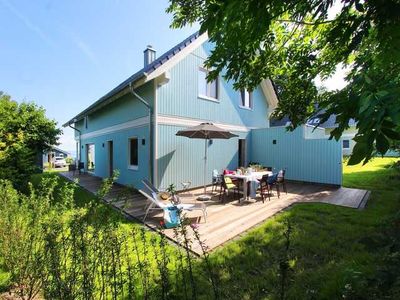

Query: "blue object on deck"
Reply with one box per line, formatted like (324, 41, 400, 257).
(163, 206, 181, 228)
(267, 173, 278, 185)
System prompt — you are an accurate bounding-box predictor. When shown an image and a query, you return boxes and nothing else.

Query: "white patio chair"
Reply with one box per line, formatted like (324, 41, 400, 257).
(139, 189, 207, 223)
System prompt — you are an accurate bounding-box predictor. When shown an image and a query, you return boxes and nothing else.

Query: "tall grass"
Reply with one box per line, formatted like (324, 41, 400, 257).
(0, 174, 219, 299)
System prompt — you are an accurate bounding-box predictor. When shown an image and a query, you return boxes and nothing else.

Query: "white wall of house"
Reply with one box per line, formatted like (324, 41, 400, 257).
(325, 127, 357, 156)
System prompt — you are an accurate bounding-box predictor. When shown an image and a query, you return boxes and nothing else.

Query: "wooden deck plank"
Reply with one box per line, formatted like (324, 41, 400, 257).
(59, 171, 369, 255)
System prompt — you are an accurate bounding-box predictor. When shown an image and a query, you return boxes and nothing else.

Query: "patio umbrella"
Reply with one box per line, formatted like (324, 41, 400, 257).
(176, 122, 238, 200)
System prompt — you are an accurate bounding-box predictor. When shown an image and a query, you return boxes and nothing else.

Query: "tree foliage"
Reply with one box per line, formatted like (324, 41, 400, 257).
(0, 92, 61, 189)
(167, 0, 400, 164)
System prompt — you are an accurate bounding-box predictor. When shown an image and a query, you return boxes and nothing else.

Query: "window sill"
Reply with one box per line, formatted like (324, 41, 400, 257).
(198, 95, 219, 103)
(238, 105, 253, 111)
(128, 165, 139, 171)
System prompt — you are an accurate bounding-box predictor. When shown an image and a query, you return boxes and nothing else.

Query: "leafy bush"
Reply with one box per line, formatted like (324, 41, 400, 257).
(0, 175, 219, 299)
(0, 92, 61, 190)
(65, 157, 74, 165)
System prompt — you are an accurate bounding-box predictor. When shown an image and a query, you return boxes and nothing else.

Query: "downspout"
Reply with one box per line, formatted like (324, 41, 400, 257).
(68, 123, 81, 165)
(129, 82, 154, 184)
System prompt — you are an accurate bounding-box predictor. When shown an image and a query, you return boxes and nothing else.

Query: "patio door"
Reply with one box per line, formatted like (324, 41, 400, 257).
(238, 139, 246, 167)
(86, 144, 95, 173)
(108, 140, 113, 177)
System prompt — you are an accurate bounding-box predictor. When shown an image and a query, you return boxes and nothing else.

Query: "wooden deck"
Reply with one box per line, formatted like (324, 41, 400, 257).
(60, 171, 369, 255)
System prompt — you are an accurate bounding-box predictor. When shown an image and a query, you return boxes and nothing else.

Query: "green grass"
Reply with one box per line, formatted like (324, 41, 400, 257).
(206, 157, 400, 299)
(1, 158, 399, 298)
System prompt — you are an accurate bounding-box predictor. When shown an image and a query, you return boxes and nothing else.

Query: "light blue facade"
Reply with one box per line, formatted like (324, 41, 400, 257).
(157, 42, 270, 128)
(155, 41, 269, 189)
(157, 125, 251, 189)
(251, 127, 342, 185)
(74, 83, 153, 188)
(70, 36, 342, 190)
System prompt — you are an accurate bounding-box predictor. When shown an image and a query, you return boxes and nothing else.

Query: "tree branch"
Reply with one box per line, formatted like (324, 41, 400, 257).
(276, 19, 336, 25)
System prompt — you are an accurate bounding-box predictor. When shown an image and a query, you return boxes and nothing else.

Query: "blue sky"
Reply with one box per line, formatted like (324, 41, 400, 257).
(0, 0, 346, 154)
(0, 0, 198, 152)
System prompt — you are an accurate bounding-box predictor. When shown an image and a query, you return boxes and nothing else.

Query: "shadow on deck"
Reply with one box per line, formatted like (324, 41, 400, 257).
(60, 171, 369, 255)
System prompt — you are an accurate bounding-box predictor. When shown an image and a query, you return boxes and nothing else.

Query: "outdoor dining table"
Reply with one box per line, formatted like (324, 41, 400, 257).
(226, 171, 273, 203)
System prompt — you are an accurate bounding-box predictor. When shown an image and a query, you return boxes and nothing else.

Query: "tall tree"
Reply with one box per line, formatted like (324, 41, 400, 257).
(0, 92, 61, 189)
(167, 0, 400, 164)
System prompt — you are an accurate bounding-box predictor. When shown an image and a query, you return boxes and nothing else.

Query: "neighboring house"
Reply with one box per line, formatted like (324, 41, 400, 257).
(271, 114, 357, 156)
(273, 114, 399, 157)
(64, 32, 343, 189)
(308, 115, 357, 156)
(43, 147, 71, 168)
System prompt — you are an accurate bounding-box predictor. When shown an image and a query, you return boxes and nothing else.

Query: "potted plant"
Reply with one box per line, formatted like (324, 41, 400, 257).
(166, 184, 180, 205)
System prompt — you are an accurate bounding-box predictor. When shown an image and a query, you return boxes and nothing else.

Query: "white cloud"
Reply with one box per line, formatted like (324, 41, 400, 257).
(68, 31, 100, 67)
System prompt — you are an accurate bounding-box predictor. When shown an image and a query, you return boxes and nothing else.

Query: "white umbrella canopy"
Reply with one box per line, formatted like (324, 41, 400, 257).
(176, 122, 238, 200)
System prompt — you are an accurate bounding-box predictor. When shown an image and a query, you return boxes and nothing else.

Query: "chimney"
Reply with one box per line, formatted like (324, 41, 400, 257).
(144, 45, 156, 67)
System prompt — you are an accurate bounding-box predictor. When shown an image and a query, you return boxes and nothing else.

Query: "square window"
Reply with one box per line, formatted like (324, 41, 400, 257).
(129, 138, 138, 167)
(343, 140, 350, 149)
(198, 68, 218, 100)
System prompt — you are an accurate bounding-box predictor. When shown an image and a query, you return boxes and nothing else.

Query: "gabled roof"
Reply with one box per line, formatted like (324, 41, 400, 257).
(47, 146, 70, 156)
(63, 31, 279, 127)
(63, 31, 201, 127)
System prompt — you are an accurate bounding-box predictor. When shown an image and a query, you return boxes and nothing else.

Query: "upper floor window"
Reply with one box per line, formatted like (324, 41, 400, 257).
(84, 116, 88, 129)
(342, 139, 350, 149)
(128, 137, 138, 169)
(240, 90, 252, 109)
(311, 118, 320, 125)
(198, 67, 218, 100)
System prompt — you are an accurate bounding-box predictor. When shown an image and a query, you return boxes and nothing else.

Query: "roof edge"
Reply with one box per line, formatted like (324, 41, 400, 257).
(63, 31, 202, 127)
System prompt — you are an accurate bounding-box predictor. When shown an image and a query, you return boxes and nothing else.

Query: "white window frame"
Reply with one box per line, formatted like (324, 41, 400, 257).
(128, 137, 139, 170)
(342, 139, 350, 149)
(239, 89, 253, 110)
(198, 67, 219, 102)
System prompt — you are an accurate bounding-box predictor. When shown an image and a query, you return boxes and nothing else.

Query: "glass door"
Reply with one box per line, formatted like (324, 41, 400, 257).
(86, 144, 95, 172)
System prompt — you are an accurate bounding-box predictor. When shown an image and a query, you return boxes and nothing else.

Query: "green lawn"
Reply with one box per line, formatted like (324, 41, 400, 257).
(207, 157, 400, 299)
(1, 158, 399, 298)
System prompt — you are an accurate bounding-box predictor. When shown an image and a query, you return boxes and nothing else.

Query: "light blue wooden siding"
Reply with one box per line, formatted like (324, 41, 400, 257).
(157, 124, 250, 189)
(75, 82, 153, 135)
(157, 41, 270, 128)
(79, 125, 150, 188)
(251, 127, 342, 185)
(73, 81, 154, 188)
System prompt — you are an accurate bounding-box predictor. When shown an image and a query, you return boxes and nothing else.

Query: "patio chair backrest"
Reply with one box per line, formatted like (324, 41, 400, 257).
(138, 188, 167, 209)
(223, 176, 237, 189)
(260, 174, 269, 184)
(212, 169, 219, 178)
(142, 179, 159, 194)
(277, 169, 285, 182)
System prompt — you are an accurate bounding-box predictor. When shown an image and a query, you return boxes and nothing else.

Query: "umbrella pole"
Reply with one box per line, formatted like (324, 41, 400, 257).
(197, 137, 211, 201)
(204, 137, 207, 195)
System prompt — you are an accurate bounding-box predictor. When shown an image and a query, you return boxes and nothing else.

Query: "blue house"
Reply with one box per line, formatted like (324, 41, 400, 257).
(64, 32, 342, 189)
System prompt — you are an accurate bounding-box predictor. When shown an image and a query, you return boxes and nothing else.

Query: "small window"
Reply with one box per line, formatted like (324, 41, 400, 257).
(129, 138, 138, 168)
(198, 68, 218, 100)
(240, 90, 252, 109)
(343, 140, 350, 149)
(84, 116, 88, 129)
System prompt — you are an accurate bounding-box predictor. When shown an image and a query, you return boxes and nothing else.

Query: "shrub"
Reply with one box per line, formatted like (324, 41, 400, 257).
(0, 174, 219, 299)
